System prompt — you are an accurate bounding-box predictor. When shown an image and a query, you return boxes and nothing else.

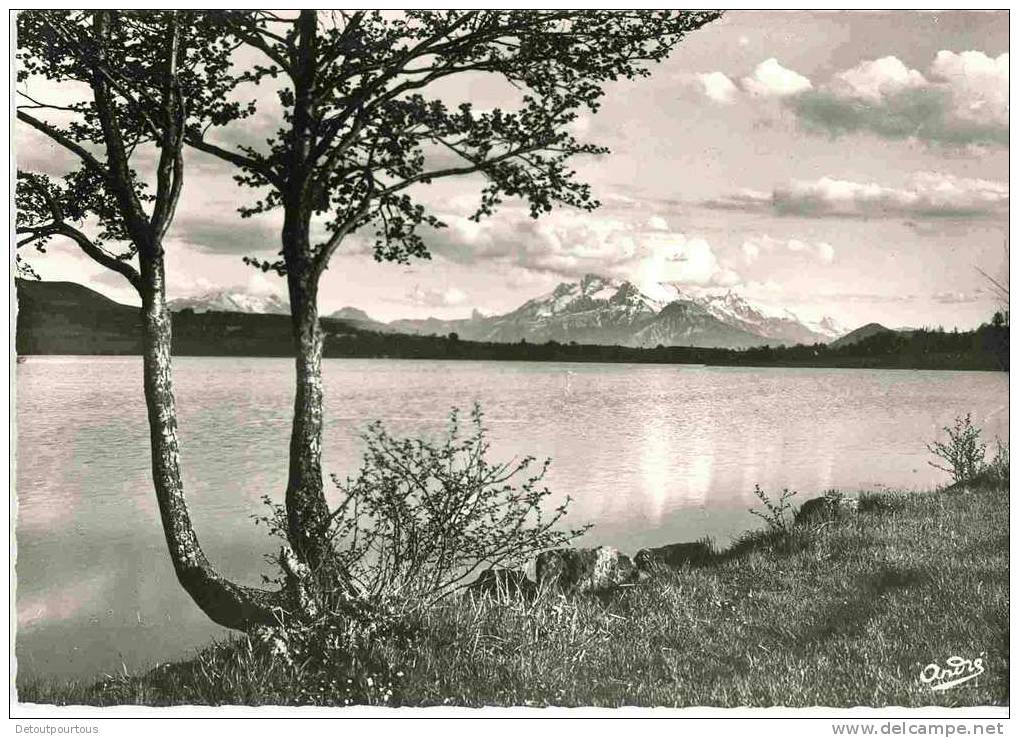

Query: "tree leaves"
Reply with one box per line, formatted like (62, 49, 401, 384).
(192, 10, 721, 274)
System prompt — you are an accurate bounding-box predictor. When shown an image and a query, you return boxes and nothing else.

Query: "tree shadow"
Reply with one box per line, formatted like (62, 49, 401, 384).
(794, 564, 927, 651)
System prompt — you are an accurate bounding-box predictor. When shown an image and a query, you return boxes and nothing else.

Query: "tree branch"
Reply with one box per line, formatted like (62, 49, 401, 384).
(16, 111, 108, 176)
(90, 12, 152, 248)
(19, 173, 143, 293)
(185, 135, 283, 189)
(150, 12, 185, 243)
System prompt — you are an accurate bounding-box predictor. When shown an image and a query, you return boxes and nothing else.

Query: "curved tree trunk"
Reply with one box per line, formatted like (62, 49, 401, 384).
(138, 249, 292, 630)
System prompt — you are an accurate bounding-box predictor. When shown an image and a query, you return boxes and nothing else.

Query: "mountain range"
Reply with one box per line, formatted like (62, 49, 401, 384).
(168, 275, 848, 349)
(167, 290, 290, 315)
(18, 279, 1004, 370)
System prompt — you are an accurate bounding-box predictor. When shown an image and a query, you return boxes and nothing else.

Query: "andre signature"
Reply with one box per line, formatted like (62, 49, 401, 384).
(919, 653, 986, 691)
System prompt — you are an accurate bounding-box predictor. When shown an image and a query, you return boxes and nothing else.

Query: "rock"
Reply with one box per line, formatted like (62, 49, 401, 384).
(634, 541, 714, 571)
(469, 568, 537, 599)
(794, 493, 859, 525)
(535, 546, 637, 593)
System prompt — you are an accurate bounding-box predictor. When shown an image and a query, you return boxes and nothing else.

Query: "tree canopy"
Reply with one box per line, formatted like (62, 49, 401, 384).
(188, 10, 723, 275)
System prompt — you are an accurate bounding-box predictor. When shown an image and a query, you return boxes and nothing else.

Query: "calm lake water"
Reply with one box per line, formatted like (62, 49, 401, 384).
(14, 356, 1008, 680)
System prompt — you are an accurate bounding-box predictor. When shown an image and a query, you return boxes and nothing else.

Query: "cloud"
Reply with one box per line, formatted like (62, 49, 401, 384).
(706, 188, 772, 212)
(697, 71, 738, 104)
(424, 208, 740, 289)
(172, 213, 281, 255)
(816, 241, 835, 263)
(647, 215, 670, 231)
(741, 58, 813, 98)
(930, 50, 1009, 125)
(829, 56, 928, 102)
(932, 289, 986, 304)
(740, 234, 835, 264)
(741, 240, 761, 264)
(406, 285, 468, 307)
(694, 51, 1007, 147)
(789, 51, 1008, 147)
(709, 172, 1008, 220)
(635, 234, 741, 290)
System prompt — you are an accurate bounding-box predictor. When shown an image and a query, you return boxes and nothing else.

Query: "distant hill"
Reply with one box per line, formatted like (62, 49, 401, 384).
(829, 323, 896, 349)
(16, 279, 143, 355)
(328, 307, 394, 333)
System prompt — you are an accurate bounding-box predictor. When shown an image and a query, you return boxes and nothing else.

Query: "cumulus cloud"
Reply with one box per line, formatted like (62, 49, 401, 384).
(424, 208, 740, 289)
(694, 51, 1007, 147)
(829, 56, 927, 102)
(709, 172, 1008, 220)
(741, 58, 813, 97)
(406, 285, 468, 307)
(740, 234, 835, 264)
(697, 71, 738, 104)
(930, 50, 1009, 126)
(790, 50, 1008, 147)
(635, 234, 741, 290)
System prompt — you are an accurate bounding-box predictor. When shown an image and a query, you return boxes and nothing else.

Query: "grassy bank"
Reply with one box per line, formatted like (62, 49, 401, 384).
(19, 478, 1008, 708)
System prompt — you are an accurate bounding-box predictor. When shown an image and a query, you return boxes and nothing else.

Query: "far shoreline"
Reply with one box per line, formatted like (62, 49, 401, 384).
(16, 352, 1011, 374)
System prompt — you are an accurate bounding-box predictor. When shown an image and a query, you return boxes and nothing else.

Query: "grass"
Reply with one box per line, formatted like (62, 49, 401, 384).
(18, 478, 1008, 708)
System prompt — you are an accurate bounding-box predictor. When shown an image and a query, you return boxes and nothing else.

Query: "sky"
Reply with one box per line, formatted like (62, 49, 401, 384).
(16, 10, 1010, 331)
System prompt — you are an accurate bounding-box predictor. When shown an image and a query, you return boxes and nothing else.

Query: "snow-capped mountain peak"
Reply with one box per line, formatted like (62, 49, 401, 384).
(167, 290, 290, 315)
(805, 315, 848, 340)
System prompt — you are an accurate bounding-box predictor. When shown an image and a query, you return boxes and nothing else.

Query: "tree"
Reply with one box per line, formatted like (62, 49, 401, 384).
(16, 11, 306, 629)
(17, 10, 722, 632)
(187, 10, 722, 592)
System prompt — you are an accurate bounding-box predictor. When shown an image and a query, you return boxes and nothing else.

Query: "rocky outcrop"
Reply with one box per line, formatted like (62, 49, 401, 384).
(634, 541, 715, 571)
(535, 546, 637, 593)
(469, 568, 537, 599)
(794, 494, 859, 525)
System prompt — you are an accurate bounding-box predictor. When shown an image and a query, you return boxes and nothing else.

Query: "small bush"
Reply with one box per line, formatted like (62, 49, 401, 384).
(748, 484, 797, 535)
(793, 488, 856, 526)
(981, 439, 1010, 488)
(927, 413, 987, 485)
(325, 404, 590, 610)
(254, 404, 591, 618)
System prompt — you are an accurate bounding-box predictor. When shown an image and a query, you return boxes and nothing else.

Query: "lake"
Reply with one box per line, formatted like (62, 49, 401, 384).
(14, 356, 1009, 681)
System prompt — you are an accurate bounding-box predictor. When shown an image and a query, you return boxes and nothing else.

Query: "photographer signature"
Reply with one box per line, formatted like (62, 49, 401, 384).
(919, 653, 986, 691)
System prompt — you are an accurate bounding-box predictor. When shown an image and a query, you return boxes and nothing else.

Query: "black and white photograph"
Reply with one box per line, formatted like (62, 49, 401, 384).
(9, 7, 1011, 722)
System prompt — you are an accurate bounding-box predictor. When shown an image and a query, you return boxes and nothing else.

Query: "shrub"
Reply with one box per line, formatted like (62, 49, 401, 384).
(926, 413, 987, 485)
(793, 488, 855, 526)
(978, 438, 1009, 489)
(323, 403, 590, 611)
(748, 484, 797, 535)
(248, 404, 591, 701)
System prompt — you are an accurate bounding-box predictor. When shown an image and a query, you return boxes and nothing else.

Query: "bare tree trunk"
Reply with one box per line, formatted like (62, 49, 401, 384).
(138, 248, 289, 630)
